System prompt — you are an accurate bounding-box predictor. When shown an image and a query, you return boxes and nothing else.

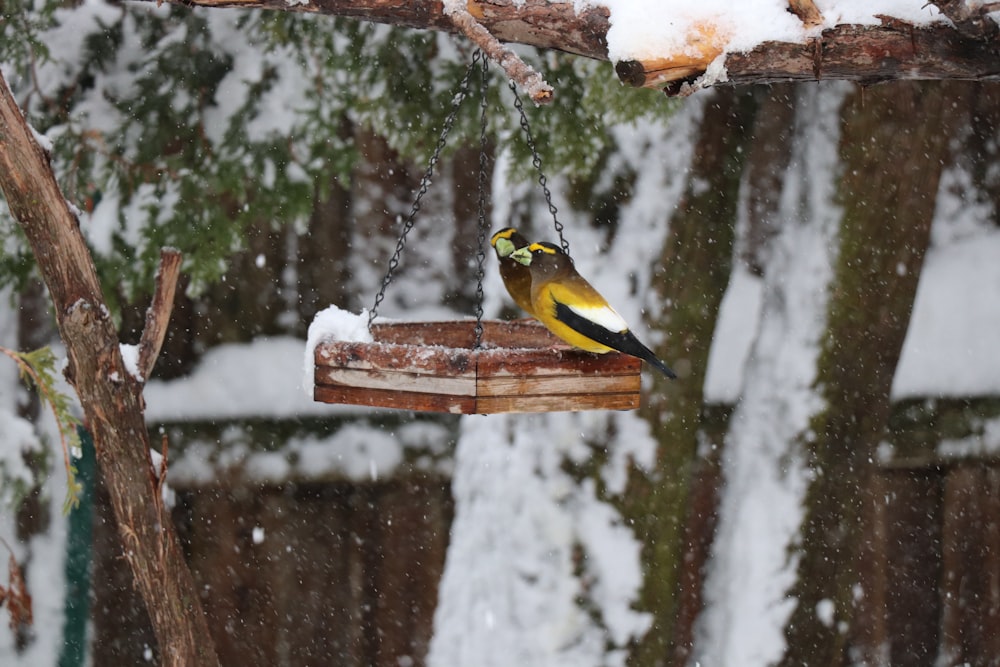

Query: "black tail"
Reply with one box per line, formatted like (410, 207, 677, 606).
(620, 334, 678, 379)
(555, 303, 677, 379)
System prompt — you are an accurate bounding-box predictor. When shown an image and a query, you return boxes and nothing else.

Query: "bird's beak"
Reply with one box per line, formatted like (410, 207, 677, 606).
(494, 237, 516, 257)
(510, 247, 532, 266)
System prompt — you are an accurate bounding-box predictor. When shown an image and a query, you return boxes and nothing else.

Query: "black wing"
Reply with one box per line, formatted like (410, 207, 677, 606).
(554, 302, 677, 379)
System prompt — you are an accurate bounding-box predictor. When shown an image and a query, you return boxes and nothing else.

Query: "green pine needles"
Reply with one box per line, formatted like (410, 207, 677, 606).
(0, 346, 83, 513)
(1, 4, 674, 306)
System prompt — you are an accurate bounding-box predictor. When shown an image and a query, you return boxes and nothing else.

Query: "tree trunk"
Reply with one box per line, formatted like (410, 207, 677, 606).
(0, 72, 220, 667)
(780, 81, 962, 666)
(619, 88, 755, 665)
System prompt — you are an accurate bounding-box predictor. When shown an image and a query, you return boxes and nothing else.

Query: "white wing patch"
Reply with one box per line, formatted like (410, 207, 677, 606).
(566, 302, 628, 333)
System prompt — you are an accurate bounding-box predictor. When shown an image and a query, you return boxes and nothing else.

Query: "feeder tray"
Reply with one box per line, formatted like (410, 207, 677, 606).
(313, 320, 641, 414)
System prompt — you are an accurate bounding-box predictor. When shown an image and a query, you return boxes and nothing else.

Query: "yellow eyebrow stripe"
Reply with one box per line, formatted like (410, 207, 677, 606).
(526, 242, 557, 254)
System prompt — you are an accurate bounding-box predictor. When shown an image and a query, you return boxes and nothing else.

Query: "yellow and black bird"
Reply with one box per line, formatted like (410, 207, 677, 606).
(511, 242, 677, 379)
(490, 227, 536, 317)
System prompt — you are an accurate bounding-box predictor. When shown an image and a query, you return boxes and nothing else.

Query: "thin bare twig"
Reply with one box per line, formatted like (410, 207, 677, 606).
(445, 5, 554, 104)
(136, 248, 182, 381)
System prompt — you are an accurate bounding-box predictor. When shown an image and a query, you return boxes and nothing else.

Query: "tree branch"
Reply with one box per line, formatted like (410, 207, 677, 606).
(137, 248, 183, 382)
(931, 0, 1000, 40)
(445, 4, 553, 103)
(150, 0, 611, 60)
(0, 71, 220, 667)
(723, 21, 1000, 86)
(139, 0, 1000, 96)
(618, 21, 1000, 93)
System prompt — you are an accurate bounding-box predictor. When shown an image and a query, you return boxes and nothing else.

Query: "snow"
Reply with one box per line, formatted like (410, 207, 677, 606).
(816, 598, 836, 628)
(428, 412, 652, 667)
(597, 0, 945, 63)
(893, 232, 1000, 398)
(119, 343, 143, 382)
(166, 419, 451, 486)
(937, 416, 1000, 459)
(703, 267, 762, 403)
(145, 335, 364, 423)
(5, 3, 1000, 665)
(695, 84, 846, 666)
(301, 305, 373, 399)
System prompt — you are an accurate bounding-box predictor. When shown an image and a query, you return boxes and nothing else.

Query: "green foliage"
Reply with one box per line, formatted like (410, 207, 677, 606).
(1, 346, 83, 512)
(0, 2, 677, 305)
(0, 0, 57, 76)
(501, 52, 674, 183)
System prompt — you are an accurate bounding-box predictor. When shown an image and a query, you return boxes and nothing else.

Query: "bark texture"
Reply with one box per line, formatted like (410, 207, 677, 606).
(0, 72, 220, 667)
(621, 89, 755, 665)
(133, 0, 1000, 95)
(780, 81, 962, 667)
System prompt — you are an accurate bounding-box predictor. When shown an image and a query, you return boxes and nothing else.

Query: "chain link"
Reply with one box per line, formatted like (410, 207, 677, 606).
(473, 54, 490, 349)
(509, 80, 569, 255)
(370, 50, 567, 340)
(369, 50, 485, 329)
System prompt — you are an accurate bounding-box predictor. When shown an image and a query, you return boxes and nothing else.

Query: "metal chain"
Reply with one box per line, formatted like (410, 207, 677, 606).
(473, 54, 491, 349)
(368, 50, 485, 329)
(508, 80, 569, 255)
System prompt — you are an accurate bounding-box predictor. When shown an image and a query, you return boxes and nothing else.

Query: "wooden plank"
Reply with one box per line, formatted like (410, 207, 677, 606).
(939, 465, 1000, 667)
(371, 321, 478, 348)
(372, 319, 562, 349)
(854, 470, 943, 666)
(316, 340, 476, 376)
(477, 373, 640, 397)
(371, 479, 452, 665)
(475, 392, 641, 413)
(477, 347, 641, 376)
(478, 319, 562, 348)
(314, 384, 475, 414)
(884, 471, 943, 667)
(316, 366, 476, 396)
(316, 381, 641, 414)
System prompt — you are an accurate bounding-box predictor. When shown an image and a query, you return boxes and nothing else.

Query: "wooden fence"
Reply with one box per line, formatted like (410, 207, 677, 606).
(91, 474, 452, 667)
(89, 401, 1000, 666)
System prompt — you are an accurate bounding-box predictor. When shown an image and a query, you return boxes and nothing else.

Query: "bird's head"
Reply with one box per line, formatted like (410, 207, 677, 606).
(510, 241, 567, 269)
(490, 227, 529, 259)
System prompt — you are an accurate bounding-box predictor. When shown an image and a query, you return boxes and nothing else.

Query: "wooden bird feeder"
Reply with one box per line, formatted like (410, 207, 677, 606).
(311, 52, 641, 414)
(313, 320, 641, 414)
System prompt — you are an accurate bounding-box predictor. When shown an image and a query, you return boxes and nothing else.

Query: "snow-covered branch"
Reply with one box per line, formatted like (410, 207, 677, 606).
(137, 0, 1000, 96)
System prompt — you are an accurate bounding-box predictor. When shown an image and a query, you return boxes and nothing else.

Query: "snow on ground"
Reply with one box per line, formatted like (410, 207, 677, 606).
(428, 412, 652, 667)
(893, 231, 1000, 399)
(167, 419, 452, 486)
(144, 335, 364, 423)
